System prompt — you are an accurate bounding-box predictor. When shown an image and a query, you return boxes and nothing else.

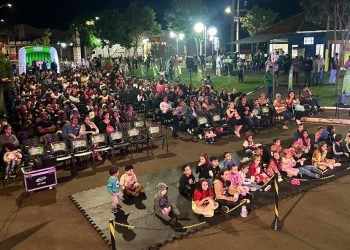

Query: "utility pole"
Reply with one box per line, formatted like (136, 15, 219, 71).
(230, 0, 235, 53)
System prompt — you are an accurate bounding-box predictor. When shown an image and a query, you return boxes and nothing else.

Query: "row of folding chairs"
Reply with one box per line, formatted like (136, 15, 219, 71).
(22, 124, 169, 176)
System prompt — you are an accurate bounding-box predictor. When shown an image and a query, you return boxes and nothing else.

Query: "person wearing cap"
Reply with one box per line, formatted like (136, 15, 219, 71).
(119, 165, 143, 198)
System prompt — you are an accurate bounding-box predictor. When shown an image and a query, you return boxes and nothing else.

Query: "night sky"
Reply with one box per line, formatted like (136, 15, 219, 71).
(2, 0, 302, 37)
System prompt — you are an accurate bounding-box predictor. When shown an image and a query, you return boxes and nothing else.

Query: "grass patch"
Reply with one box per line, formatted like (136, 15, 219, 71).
(133, 66, 264, 94)
(308, 85, 338, 107)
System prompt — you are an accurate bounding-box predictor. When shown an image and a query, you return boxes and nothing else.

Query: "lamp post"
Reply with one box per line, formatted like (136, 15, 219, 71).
(170, 31, 185, 55)
(57, 42, 67, 62)
(207, 26, 218, 56)
(194, 22, 205, 56)
(0, 3, 12, 9)
(225, 0, 240, 53)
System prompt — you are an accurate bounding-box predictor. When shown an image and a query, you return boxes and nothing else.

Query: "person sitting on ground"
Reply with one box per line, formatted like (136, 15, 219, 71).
(107, 166, 122, 214)
(249, 154, 271, 191)
(266, 151, 283, 182)
(119, 165, 144, 199)
(195, 154, 210, 181)
(314, 126, 324, 143)
(178, 165, 195, 200)
(238, 159, 263, 191)
(228, 164, 253, 202)
(297, 129, 311, 154)
(345, 133, 350, 154)
(321, 125, 336, 147)
(213, 170, 242, 213)
(208, 156, 221, 180)
(0, 124, 19, 150)
(293, 147, 322, 178)
(243, 132, 261, 155)
(226, 102, 244, 137)
(192, 178, 219, 218)
(281, 148, 299, 177)
(271, 138, 283, 153)
(332, 134, 350, 162)
(273, 93, 293, 130)
(222, 152, 237, 170)
(294, 124, 304, 141)
(154, 182, 187, 224)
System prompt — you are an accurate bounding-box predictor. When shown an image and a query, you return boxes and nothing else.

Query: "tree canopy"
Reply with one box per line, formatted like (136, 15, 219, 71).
(164, 0, 209, 38)
(240, 5, 279, 37)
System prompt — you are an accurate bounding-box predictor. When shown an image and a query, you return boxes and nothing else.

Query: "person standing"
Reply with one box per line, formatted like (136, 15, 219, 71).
(312, 55, 320, 85)
(215, 55, 222, 76)
(264, 66, 274, 101)
(318, 54, 325, 85)
(303, 57, 312, 86)
(329, 53, 339, 85)
(292, 56, 301, 86)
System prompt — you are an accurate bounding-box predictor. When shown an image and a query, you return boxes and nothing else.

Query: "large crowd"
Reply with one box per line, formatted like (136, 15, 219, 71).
(1, 59, 349, 224)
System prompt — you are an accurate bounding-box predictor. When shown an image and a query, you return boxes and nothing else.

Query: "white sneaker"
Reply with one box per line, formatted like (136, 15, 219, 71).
(278, 176, 283, 182)
(240, 205, 248, 218)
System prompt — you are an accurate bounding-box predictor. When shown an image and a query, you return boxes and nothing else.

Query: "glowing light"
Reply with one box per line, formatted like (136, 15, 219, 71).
(207, 26, 218, 37)
(194, 22, 204, 33)
(225, 6, 231, 14)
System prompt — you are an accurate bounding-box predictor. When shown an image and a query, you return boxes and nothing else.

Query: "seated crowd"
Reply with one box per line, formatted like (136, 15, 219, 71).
(0, 62, 348, 224)
(173, 126, 349, 221)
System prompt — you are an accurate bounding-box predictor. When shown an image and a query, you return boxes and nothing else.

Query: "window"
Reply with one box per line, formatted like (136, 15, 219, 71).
(304, 37, 314, 45)
(331, 44, 340, 54)
(316, 44, 324, 57)
(292, 45, 298, 58)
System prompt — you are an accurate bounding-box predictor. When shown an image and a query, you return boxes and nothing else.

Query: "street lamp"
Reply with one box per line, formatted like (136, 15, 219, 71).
(225, 1, 240, 53)
(0, 19, 4, 23)
(0, 3, 12, 9)
(169, 31, 185, 55)
(208, 27, 218, 56)
(194, 23, 217, 57)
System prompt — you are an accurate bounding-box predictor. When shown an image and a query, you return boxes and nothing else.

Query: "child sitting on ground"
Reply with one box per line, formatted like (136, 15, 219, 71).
(314, 126, 323, 143)
(238, 159, 263, 191)
(178, 165, 196, 199)
(332, 134, 350, 162)
(243, 132, 261, 155)
(249, 154, 271, 191)
(209, 156, 221, 180)
(281, 148, 299, 177)
(293, 124, 304, 141)
(297, 129, 312, 154)
(192, 178, 219, 217)
(222, 152, 238, 170)
(228, 164, 253, 201)
(154, 182, 187, 224)
(119, 164, 144, 199)
(312, 141, 341, 171)
(267, 151, 283, 182)
(345, 133, 350, 153)
(293, 147, 322, 178)
(3, 143, 22, 180)
(107, 166, 122, 213)
(270, 138, 283, 154)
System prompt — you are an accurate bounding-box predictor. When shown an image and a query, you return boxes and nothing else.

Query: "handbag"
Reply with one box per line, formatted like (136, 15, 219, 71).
(294, 104, 305, 112)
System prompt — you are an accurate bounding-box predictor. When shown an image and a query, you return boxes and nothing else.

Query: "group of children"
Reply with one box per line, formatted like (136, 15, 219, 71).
(106, 123, 349, 223)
